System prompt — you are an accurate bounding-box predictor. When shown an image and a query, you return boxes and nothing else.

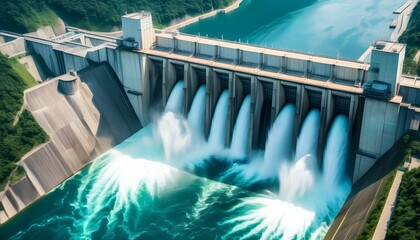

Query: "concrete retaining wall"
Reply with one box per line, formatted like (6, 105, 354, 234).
(0, 64, 141, 223)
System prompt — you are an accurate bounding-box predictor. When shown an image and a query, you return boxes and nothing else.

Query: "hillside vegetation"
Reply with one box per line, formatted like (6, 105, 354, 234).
(0, 54, 48, 191)
(0, 0, 57, 33)
(399, 1, 420, 75)
(0, 0, 235, 33)
(387, 167, 420, 240)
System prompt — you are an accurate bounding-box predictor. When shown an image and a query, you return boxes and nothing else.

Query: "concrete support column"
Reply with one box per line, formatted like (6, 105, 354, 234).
(330, 64, 336, 82)
(204, 68, 214, 138)
(306, 60, 312, 78)
(250, 77, 265, 149)
(348, 94, 358, 141)
(293, 84, 304, 153)
(317, 89, 329, 162)
(139, 54, 150, 124)
(186, 64, 199, 113)
(164, 60, 183, 107)
(274, 81, 285, 116)
(182, 62, 190, 115)
(281, 56, 287, 73)
(227, 73, 235, 145)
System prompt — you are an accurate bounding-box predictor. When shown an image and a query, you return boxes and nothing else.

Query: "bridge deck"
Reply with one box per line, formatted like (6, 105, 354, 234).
(157, 32, 369, 70)
(140, 49, 364, 94)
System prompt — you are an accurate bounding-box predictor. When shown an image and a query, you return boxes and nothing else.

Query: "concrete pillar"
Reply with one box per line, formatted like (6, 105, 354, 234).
(140, 54, 151, 124)
(293, 84, 304, 153)
(306, 60, 312, 78)
(182, 62, 190, 115)
(330, 64, 336, 82)
(164, 60, 183, 107)
(147, 56, 166, 110)
(228, 73, 253, 147)
(317, 89, 329, 162)
(281, 56, 287, 73)
(274, 81, 285, 116)
(204, 68, 215, 138)
(227, 73, 235, 145)
(250, 77, 265, 149)
(186, 64, 202, 113)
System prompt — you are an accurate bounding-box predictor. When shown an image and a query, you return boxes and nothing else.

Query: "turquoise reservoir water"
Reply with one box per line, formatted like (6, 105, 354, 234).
(181, 0, 405, 59)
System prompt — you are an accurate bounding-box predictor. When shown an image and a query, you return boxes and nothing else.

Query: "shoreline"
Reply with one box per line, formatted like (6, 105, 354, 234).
(164, 0, 243, 32)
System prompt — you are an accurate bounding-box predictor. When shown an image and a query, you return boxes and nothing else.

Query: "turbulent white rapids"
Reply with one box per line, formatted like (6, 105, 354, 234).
(41, 82, 352, 240)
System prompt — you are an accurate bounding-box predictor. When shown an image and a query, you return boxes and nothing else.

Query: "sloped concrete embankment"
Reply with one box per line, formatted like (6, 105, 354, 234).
(0, 63, 141, 223)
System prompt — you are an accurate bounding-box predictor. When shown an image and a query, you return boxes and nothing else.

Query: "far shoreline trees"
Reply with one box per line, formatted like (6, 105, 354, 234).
(0, 0, 235, 33)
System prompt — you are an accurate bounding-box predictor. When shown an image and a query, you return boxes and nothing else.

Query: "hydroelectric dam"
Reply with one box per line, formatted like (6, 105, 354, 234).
(1, 11, 420, 239)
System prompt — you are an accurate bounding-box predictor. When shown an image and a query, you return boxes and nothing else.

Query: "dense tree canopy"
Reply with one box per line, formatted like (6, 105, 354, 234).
(0, 0, 56, 33)
(387, 168, 420, 240)
(399, 2, 420, 75)
(0, 0, 234, 32)
(0, 54, 47, 190)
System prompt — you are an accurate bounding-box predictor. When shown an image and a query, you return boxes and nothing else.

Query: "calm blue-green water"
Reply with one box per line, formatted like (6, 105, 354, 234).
(181, 0, 405, 59)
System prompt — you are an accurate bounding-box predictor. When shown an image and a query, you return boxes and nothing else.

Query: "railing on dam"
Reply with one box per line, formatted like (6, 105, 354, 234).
(152, 31, 370, 88)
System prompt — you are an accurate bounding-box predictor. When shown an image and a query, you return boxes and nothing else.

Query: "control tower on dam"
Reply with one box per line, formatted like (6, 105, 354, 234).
(1, 11, 419, 186)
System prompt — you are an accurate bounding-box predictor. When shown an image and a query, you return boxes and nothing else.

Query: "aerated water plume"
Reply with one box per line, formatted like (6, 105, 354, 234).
(295, 109, 320, 161)
(164, 80, 184, 113)
(208, 90, 229, 150)
(323, 114, 351, 189)
(222, 113, 351, 239)
(230, 95, 251, 158)
(279, 109, 320, 202)
(187, 85, 206, 141)
(1, 82, 352, 239)
(261, 103, 296, 179)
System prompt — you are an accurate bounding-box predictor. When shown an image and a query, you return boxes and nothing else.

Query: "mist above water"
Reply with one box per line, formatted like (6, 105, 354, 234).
(1, 81, 352, 239)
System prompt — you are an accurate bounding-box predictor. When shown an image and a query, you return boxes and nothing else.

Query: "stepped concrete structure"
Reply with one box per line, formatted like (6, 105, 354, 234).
(0, 64, 141, 223)
(1, 11, 420, 224)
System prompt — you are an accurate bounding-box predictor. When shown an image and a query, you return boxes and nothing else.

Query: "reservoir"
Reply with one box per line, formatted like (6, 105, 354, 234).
(181, 0, 405, 59)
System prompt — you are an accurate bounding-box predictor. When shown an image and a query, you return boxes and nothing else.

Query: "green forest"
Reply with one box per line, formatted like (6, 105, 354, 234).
(0, 54, 47, 191)
(387, 168, 420, 240)
(0, 0, 234, 32)
(399, 1, 420, 75)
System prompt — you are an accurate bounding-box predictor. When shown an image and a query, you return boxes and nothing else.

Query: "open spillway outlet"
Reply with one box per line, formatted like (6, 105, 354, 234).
(255, 79, 275, 149)
(230, 74, 252, 146)
(206, 70, 230, 139)
(187, 66, 207, 113)
(148, 58, 164, 110)
(166, 61, 187, 108)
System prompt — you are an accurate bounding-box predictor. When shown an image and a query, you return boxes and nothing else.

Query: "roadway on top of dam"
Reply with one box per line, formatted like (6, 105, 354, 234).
(140, 46, 365, 94)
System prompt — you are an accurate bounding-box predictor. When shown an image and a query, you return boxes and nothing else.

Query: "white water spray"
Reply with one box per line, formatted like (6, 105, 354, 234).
(208, 90, 229, 150)
(230, 95, 251, 158)
(164, 80, 184, 113)
(261, 103, 295, 179)
(323, 114, 350, 189)
(295, 109, 320, 161)
(187, 85, 206, 141)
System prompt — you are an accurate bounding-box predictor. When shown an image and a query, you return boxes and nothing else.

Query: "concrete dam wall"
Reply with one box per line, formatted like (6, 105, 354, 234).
(0, 64, 141, 223)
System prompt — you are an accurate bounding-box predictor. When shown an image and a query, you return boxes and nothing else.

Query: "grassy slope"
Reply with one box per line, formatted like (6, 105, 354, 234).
(10, 58, 38, 87)
(0, 54, 47, 192)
